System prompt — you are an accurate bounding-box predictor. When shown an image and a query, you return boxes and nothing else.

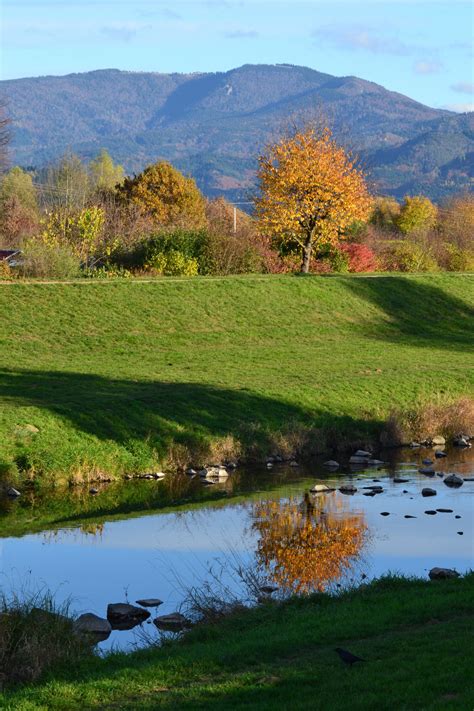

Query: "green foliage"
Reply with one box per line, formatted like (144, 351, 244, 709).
(38, 206, 106, 263)
(147, 249, 199, 276)
(0, 166, 38, 213)
(89, 149, 124, 191)
(396, 195, 438, 235)
(314, 244, 350, 273)
(383, 240, 439, 272)
(443, 243, 474, 272)
(19, 241, 81, 279)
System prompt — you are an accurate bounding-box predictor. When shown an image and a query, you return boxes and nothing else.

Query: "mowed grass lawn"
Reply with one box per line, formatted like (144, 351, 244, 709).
(0, 273, 473, 479)
(1, 574, 473, 710)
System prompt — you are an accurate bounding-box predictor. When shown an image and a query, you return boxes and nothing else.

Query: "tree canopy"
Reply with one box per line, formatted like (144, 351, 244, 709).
(117, 161, 207, 230)
(255, 126, 372, 272)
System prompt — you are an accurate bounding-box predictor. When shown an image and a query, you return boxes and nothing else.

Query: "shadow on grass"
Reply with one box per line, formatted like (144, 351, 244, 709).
(0, 369, 380, 461)
(339, 275, 474, 351)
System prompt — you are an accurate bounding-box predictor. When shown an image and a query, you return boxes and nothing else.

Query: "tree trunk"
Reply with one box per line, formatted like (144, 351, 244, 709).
(301, 233, 313, 273)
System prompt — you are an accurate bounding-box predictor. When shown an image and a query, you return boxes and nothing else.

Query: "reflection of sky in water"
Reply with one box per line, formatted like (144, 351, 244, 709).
(0, 451, 473, 651)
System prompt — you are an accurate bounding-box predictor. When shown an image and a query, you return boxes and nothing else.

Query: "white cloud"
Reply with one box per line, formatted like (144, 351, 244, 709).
(100, 22, 152, 42)
(450, 81, 474, 95)
(312, 25, 414, 55)
(413, 60, 442, 75)
(443, 102, 474, 113)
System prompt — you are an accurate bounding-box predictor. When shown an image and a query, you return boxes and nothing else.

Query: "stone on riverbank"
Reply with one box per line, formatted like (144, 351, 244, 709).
(107, 603, 150, 630)
(154, 612, 190, 631)
(74, 613, 111, 642)
(311, 484, 333, 493)
(429, 567, 460, 580)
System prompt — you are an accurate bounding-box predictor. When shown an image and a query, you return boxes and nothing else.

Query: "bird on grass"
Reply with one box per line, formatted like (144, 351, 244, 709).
(335, 647, 366, 666)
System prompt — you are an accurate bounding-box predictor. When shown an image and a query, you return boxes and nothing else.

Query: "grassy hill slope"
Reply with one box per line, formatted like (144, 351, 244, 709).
(0, 274, 473, 482)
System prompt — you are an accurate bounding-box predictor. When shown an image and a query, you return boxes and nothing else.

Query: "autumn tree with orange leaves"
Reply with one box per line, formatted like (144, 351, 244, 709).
(252, 496, 367, 594)
(255, 126, 372, 273)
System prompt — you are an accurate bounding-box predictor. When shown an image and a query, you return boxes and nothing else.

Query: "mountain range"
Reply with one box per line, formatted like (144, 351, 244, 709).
(1, 64, 473, 201)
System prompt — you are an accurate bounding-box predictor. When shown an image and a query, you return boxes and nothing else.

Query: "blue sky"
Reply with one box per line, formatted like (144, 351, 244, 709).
(1, 0, 472, 111)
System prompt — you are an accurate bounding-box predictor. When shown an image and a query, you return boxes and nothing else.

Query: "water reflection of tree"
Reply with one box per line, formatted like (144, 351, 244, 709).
(252, 494, 368, 594)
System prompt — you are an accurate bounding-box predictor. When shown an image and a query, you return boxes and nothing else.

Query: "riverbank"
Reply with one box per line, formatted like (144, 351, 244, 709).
(1, 573, 473, 710)
(0, 273, 473, 484)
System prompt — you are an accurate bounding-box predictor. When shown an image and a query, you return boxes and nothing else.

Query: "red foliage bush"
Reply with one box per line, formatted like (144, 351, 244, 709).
(339, 242, 378, 272)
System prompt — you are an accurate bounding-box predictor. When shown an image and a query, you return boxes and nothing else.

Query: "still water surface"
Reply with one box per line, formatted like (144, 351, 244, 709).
(1, 447, 472, 650)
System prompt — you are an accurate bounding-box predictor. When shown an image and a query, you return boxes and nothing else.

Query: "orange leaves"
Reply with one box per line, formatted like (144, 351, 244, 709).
(252, 497, 368, 594)
(254, 125, 372, 271)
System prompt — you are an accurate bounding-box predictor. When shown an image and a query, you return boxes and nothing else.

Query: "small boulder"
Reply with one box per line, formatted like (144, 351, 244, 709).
(444, 473, 463, 488)
(323, 460, 339, 468)
(153, 472, 166, 479)
(404, 515, 417, 518)
(311, 484, 332, 493)
(368, 459, 384, 466)
(380, 511, 390, 516)
(89, 487, 99, 495)
(422, 458, 433, 466)
(339, 484, 357, 494)
(428, 567, 460, 580)
(349, 456, 369, 464)
(424, 510, 437, 515)
(457, 531, 464, 536)
(154, 612, 190, 632)
(410, 441, 421, 448)
(393, 478, 410, 483)
(422, 488, 436, 497)
(436, 508, 453, 513)
(136, 598, 163, 608)
(435, 451, 447, 459)
(431, 436, 446, 446)
(74, 613, 111, 642)
(185, 468, 197, 476)
(419, 467, 435, 476)
(354, 450, 371, 458)
(453, 436, 470, 448)
(289, 461, 299, 467)
(107, 603, 150, 630)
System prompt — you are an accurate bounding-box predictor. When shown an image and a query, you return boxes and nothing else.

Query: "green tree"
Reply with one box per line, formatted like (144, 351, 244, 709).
(0, 166, 38, 213)
(117, 161, 207, 230)
(396, 195, 437, 236)
(89, 149, 124, 191)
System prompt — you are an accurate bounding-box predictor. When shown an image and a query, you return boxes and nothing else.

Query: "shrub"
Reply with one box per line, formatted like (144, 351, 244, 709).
(0, 591, 91, 687)
(147, 249, 199, 276)
(381, 240, 439, 272)
(19, 241, 81, 279)
(441, 243, 474, 272)
(339, 243, 378, 272)
(0, 260, 12, 280)
(395, 196, 438, 236)
(312, 244, 349, 273)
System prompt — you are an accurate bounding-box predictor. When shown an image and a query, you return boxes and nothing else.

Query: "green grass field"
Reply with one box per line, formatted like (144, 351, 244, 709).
(0, 273, 473, 482)
(1, 574, 473, 710)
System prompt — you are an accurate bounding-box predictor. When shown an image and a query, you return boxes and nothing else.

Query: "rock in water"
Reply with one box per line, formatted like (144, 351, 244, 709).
(154, 612, 190, 631)
(339, 484, 357, 494)
(74, 613, 111, 642)
(419, 468, 435, 476)
(136, 598, 163, 608)
(323, 460, 339, 468)
(422, 488, 436, 497)
(435, 451, 447, 458)
(444, 473, 463, 488)
(107, 603, 150, 630)
(429, 567, 460, 580)
(311, 484, 333, 493)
